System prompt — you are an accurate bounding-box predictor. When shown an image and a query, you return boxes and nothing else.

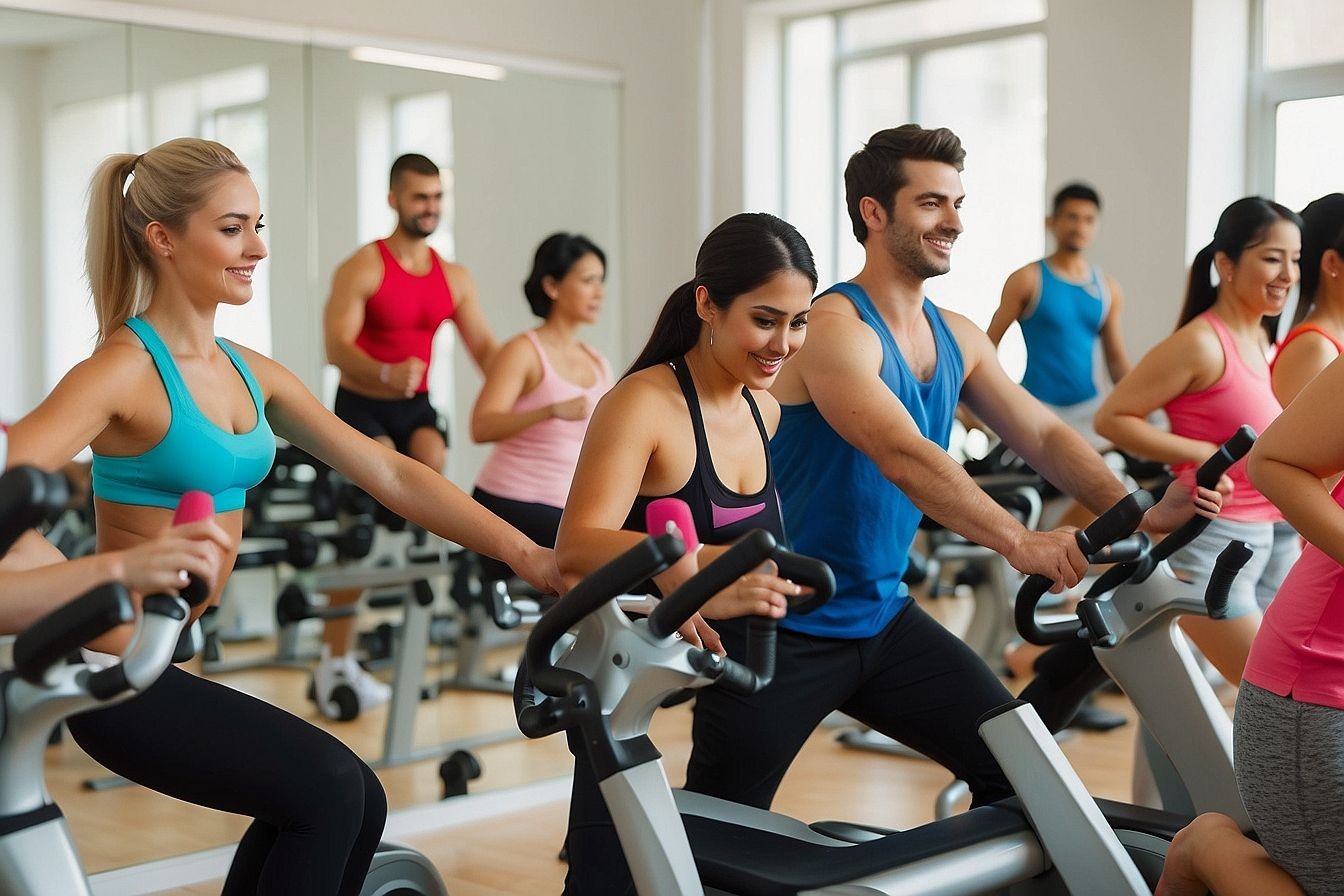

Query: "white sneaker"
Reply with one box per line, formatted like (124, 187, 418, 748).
(341, 653, 391, 709)
(311, 647, 390, 720)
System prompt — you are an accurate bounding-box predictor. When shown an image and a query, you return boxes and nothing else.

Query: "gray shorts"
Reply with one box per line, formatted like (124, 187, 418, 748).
(1166, 517, 1300, 617)
(1044, 394, 1109, 450)
(1235, 682, 1344, 895)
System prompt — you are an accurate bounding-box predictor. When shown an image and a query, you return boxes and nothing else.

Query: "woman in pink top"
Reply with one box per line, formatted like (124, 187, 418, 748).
(1271, 193, 1344, 406)
(470, 234, 613, 579)
(1096, 197, 1302, 685)
(1226, 352, 1344, 895)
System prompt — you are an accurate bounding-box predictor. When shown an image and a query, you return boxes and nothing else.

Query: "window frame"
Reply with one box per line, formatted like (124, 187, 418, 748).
(1247, 0, 1344, 194)
(779, 1, 1046, 286)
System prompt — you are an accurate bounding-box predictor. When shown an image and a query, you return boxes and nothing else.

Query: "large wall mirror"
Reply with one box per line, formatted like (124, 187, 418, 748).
(0, 2, 623, 877)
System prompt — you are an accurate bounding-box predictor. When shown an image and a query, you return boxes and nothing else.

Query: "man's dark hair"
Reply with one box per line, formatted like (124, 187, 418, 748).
(844, 124, 965, 244)
(1051, 182, 1102, 215)
(390, 153, 440, 190)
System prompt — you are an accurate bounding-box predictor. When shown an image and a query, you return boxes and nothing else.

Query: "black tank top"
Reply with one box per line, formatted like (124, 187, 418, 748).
(623, 358, 786, 547)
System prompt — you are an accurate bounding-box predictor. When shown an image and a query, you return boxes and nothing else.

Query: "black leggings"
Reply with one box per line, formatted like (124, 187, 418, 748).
(471, 487, 563, 581)
(67, 665, 386, 896)
(562, 601, 1015, 895)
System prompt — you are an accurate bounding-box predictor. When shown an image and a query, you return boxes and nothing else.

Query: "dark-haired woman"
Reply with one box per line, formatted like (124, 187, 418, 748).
(469, 234, 613, 577)
(1271, 193, 1344, 406)
(1096, 196, 1303, 684)
(554, 212, 817, 895)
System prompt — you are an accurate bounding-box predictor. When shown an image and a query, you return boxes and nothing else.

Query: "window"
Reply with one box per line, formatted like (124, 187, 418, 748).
(1252, 0, 1344, 211)
(781, 0, 1046, 370)
(1260, 0, 1344, 70)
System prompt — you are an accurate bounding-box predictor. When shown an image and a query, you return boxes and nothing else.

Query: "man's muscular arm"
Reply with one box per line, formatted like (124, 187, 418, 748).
(787, 299, 1085, 589)
(445, 263, 500, 374)
(323, 248, 405, 397)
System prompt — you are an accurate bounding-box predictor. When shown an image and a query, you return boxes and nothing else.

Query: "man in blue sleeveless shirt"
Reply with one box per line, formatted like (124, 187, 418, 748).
(988, 183, 1130, 449)
(684, 125, 1217, 813)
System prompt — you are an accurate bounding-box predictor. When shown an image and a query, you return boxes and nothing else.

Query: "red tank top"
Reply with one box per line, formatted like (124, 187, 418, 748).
(354, 240, 457, 393)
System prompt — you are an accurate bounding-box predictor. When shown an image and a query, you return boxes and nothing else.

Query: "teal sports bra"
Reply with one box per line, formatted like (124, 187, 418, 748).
(91, 317, 276, 512)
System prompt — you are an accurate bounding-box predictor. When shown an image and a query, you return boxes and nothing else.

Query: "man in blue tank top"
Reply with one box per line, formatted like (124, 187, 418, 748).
(685, 125, 1217, 814)
(988, 183, 1130, 449)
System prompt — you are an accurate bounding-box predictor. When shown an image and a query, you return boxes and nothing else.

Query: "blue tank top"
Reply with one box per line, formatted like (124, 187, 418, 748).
(1018, 259, 1108, 407)
(623, 358, 785, 582)
(91, 317, 276, 512)
(772, 283, 963, 639)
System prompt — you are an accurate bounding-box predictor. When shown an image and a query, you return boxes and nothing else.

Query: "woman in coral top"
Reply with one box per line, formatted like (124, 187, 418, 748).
(1095, 196, 1301, 684)
(1271, 193, 1344, 406)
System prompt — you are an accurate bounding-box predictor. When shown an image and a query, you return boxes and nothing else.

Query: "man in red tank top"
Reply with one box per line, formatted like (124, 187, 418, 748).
(316, 153, 499, 718)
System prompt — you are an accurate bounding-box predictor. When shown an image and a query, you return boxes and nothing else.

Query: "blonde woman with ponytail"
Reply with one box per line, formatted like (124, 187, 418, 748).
(5, 137, 561, 896)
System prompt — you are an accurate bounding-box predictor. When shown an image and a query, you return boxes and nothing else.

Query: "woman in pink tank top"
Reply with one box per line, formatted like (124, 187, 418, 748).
(1271, 193, 1344, 406)
(1096, 197, 1303, 685)
(470, 234, 613, 579)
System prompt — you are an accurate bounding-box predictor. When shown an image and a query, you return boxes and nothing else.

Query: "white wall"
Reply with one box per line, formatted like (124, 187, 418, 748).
(1045, 0, 1200, 356)
(0, 47, 42, 416)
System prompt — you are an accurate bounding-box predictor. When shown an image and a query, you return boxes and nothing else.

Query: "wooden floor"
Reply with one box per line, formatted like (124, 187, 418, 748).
(38, 592, 1233, 895)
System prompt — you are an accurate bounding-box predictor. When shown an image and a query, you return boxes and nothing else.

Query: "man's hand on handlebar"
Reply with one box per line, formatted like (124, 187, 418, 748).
(1006, 527, 1088, 593)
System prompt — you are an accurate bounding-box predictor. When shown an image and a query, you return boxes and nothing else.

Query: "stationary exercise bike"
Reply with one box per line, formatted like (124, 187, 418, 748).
(516, 499, 1195, 895)
(0, 468, 447, 896)
(1014, 426, 1260, 826)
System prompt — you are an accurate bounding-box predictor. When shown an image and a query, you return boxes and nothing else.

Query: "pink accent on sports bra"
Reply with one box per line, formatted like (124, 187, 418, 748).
(1165, 312, 1284, 522)
(354, 240, 457, 394)
(474, 331, 613, 509)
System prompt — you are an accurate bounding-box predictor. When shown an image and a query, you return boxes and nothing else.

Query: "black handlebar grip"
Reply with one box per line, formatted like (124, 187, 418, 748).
(1091, 533, 1151, 564)
(1197, 425, 1257, 490)
(1074, 490, 1156, 556)
(771, 549, 836, 615)
(1205, 541, 1254, 620)
(0, 465, 70, 559)
(12, 582, 133, 684)
(1152, 426, 1258, 565)
(648, 529, 777, 639)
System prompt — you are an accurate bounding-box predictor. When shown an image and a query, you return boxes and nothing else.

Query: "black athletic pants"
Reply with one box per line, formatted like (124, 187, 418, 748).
(471, 487, 563, 581)
(562, 601, 1015, 895)
(67, 665, 386, 896)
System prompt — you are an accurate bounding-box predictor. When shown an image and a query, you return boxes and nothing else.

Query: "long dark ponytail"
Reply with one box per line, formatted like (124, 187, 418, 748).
(624, 213, 817, 377)
(1179, 196, 1302, 344)
(1294, 193, 1344, 325)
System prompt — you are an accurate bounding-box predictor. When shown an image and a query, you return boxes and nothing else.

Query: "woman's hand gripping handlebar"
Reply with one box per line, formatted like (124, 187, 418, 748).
(87, 491, 216, 697)
(650, 518, 835, 696)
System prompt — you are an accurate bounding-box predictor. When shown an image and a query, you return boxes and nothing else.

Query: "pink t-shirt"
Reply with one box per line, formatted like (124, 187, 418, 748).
(1165, 312, 1284, 522)
(474, 331, 612, 509)
(1244, 477, 1344, 710)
